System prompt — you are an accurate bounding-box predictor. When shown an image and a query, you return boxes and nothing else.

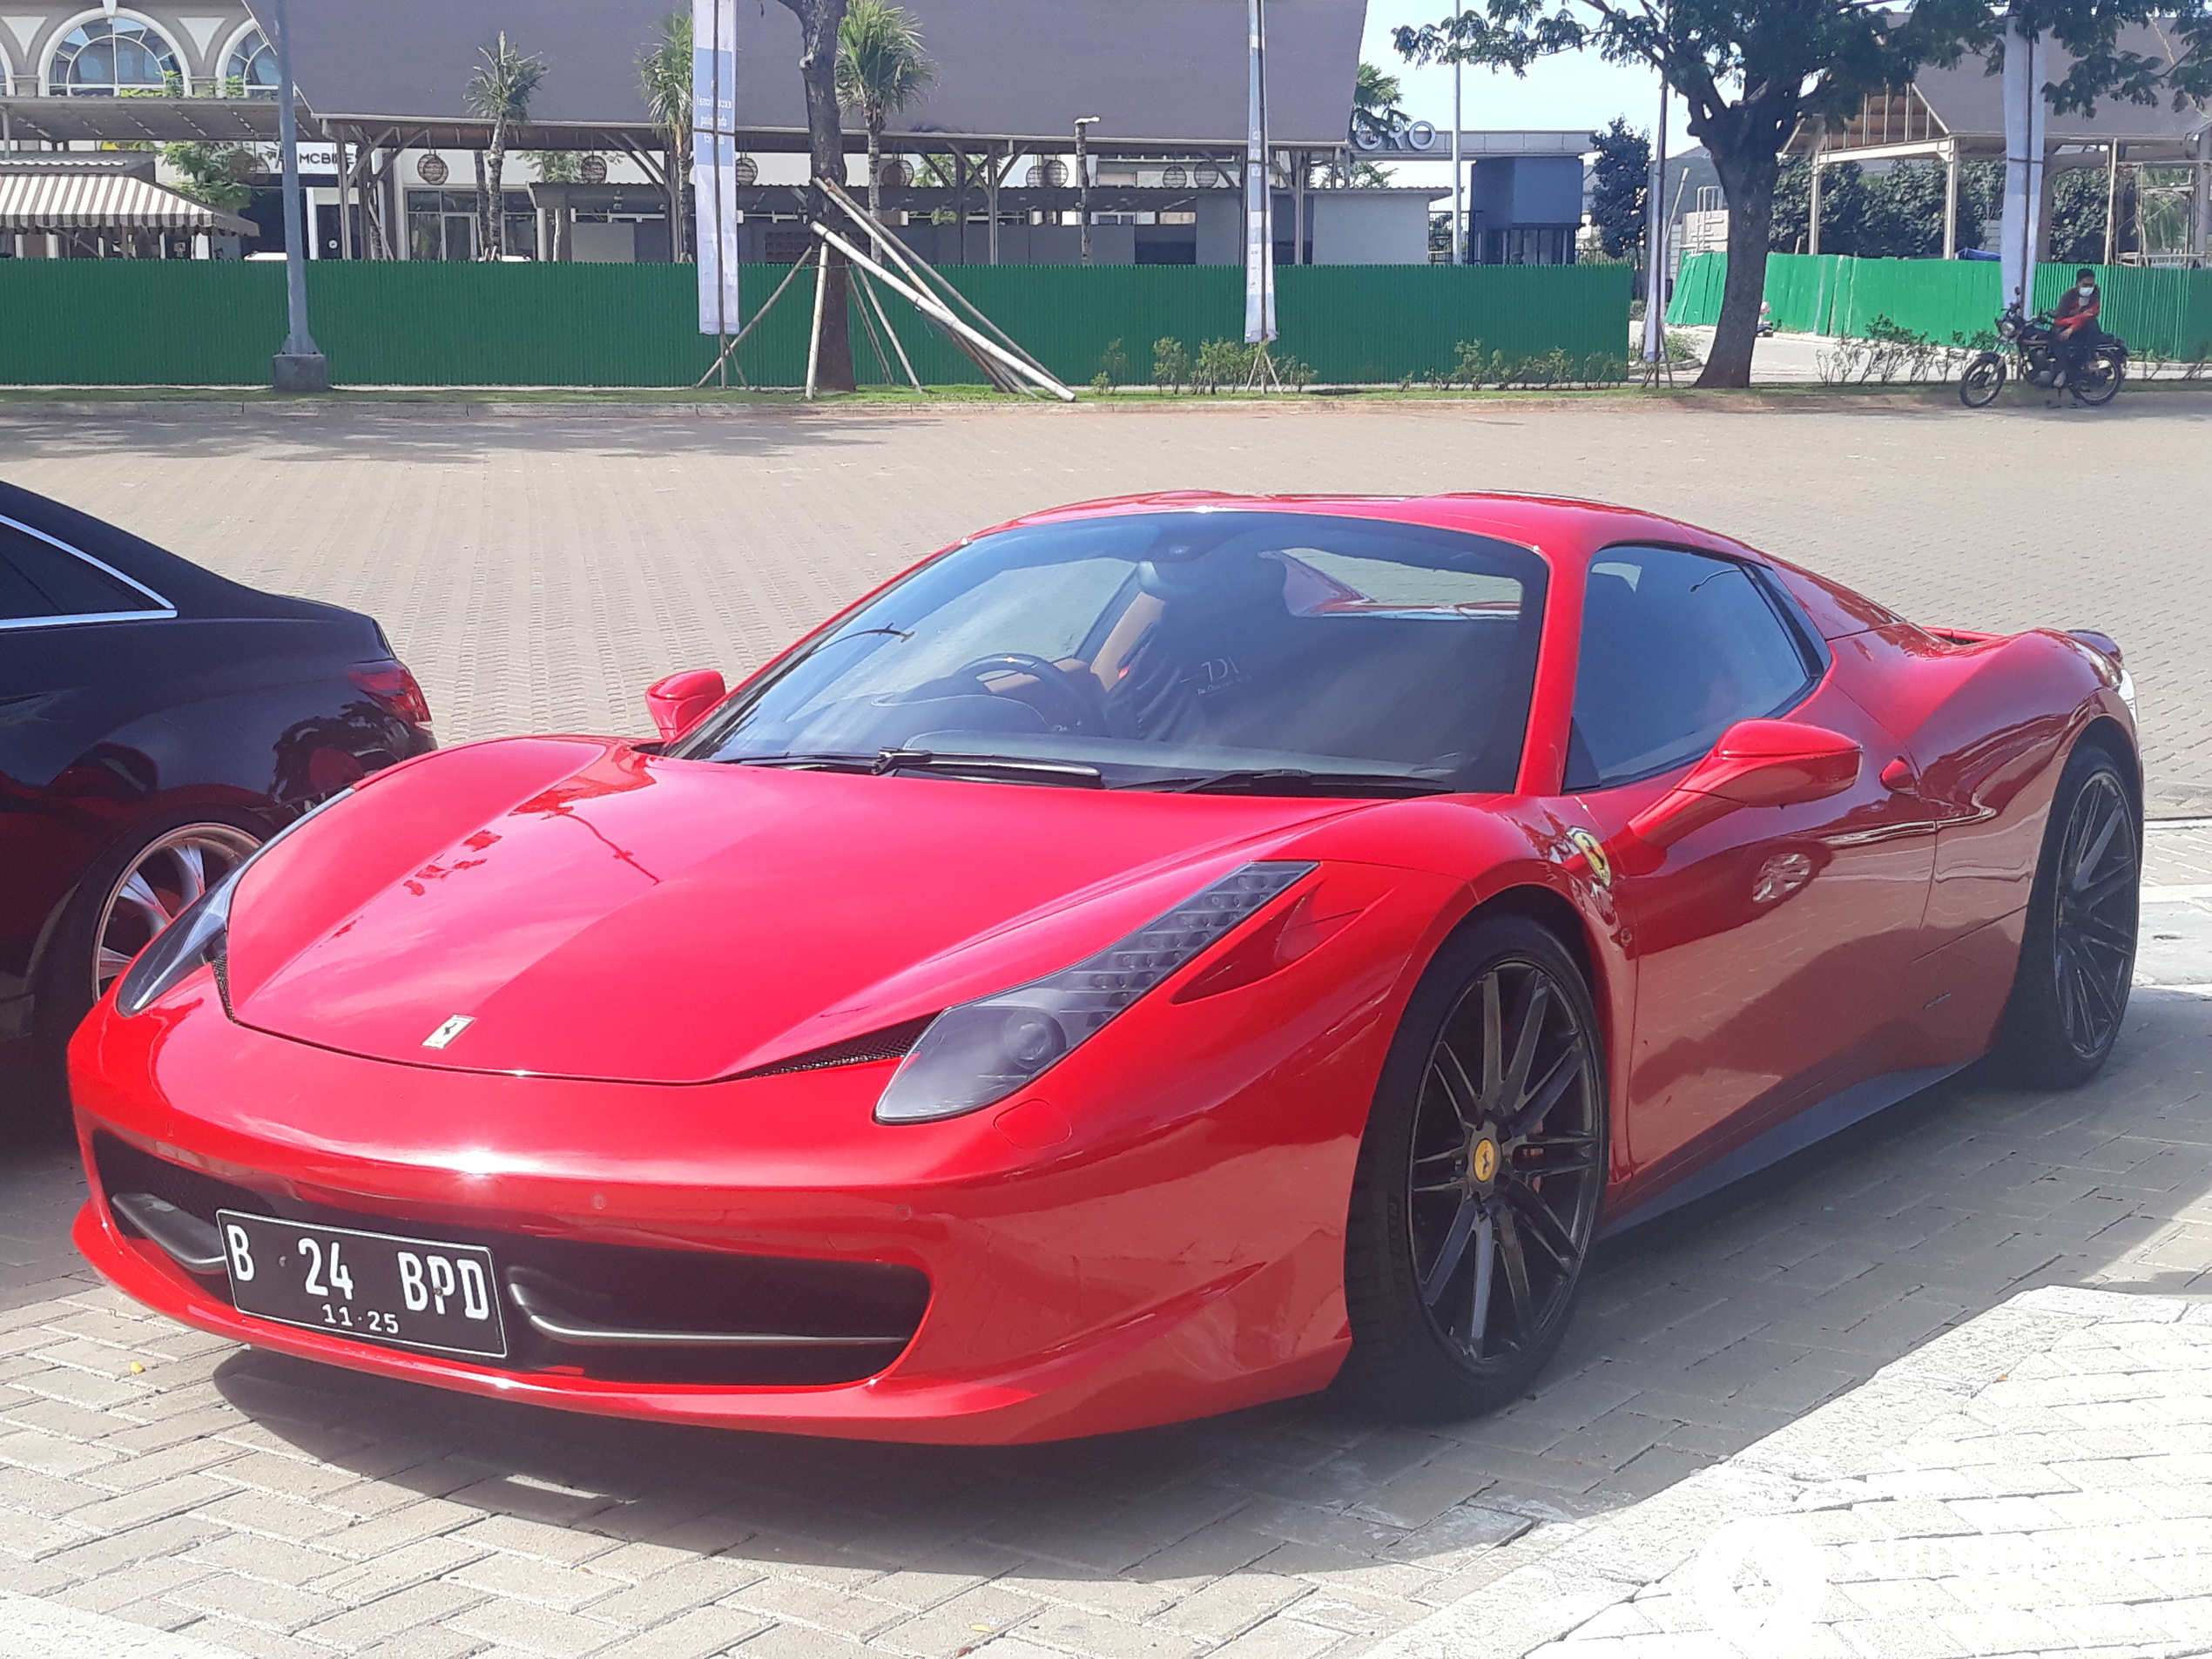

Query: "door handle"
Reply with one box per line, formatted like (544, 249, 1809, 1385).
(1878, 758, 1918, 793)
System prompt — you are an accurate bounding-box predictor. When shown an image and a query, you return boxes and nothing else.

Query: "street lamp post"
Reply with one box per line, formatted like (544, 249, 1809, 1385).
(1075, 116, 1100, 263)
(271, 0, 327, 392)
(1451, 60, 1462, 264)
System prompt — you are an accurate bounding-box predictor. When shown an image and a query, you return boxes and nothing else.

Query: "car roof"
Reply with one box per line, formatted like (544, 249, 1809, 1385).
(997, 491, 1771, 571)
(0, 480, 350, 624)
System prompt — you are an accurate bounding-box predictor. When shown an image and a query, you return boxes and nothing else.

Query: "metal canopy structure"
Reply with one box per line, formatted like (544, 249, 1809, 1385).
(1784, 24, 2212, 260)
(0, 97, 296, 147)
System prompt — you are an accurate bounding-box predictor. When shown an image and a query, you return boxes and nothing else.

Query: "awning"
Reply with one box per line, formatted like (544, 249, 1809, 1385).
(0, 172, 257, 235)
(0, 96, 297, 146)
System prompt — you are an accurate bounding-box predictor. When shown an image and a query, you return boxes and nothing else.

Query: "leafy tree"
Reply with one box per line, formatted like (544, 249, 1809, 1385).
(2048, 165, 2128, 262)
(463, 32, 546, 260)
(1769, 158, 2004, 258)
(838, 0, 935, 219)
(162, 141, 259, 213)
(773, 0, 857, 391)
(1393, 2, 2212, 387)
(1588, 117, 1649, 260)
(1769, 158, 1867, 253)
(638, 12, 692, 261)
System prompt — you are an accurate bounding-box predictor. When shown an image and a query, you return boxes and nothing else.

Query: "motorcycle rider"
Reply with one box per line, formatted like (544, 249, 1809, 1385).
(2052, 268, 2101, 388)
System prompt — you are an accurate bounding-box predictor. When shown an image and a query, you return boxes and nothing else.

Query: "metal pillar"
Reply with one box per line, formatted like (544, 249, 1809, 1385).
(2191, 127, 2210, 262)
(1808, 151, 1824, 256)
(1243, 0, 1276, 346)
(1451, 61, 1463, 263)
(271, 0, 326, 389)
(2103, 140, 2121, 265)
(1640, 69, 1667, 363)
(1942, 139, 1960, 259)
(988, 143, 1001, 265)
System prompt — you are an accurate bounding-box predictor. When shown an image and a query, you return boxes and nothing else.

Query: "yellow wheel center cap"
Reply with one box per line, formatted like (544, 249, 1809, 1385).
(1472, 1138, 1500, 1184)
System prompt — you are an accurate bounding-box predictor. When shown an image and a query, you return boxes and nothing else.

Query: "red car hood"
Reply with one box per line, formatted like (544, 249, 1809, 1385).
(222, 737, 1374, 1084)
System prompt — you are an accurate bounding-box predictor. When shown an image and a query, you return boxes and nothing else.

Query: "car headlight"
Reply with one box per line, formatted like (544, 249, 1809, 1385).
(874, 861, 1317, 1124)
(114, 790, 354, 1018)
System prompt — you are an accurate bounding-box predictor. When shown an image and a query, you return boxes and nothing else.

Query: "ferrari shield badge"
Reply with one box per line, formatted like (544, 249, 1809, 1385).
(422, 1015, 475, 1050)
(1567, 827, 1612, 887)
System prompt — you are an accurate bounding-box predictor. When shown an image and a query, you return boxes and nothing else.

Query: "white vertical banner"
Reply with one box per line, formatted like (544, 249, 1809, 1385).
(1243, 0, 1276, 344)
(693, 0, 740, 335)
(1999, 17, 2048, 320)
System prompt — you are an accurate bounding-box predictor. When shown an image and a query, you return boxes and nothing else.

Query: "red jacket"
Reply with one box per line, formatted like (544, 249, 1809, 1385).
(2054, 287, 2101, 334)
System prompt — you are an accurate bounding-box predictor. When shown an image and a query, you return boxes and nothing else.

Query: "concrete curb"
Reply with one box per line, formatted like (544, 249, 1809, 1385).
(9, 387, 2212, 421)
(1366, 1287, 2186, 1659)
(0, 1590, 246, 1658)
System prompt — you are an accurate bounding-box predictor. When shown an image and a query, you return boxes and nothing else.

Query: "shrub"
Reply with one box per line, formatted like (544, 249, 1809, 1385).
(1150, 336, 1190, 394)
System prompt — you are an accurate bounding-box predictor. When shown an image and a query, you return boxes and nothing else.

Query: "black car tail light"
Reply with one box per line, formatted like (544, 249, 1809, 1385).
(349, 660, 433, 728)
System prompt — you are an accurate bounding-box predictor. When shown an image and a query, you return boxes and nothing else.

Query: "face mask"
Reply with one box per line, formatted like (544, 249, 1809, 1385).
(2078, 286, 2094, 297)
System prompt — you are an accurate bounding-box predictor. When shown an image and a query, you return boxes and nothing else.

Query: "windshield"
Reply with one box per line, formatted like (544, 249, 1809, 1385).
(680, 509, 1548, 794)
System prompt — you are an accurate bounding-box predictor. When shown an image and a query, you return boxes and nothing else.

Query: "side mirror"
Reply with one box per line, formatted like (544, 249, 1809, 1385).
(644, 670, 727, 743)
(1603, 719, 1861, 873)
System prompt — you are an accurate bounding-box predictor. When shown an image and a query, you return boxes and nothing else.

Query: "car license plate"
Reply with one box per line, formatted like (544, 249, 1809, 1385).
(215, 1210, 508, 1360)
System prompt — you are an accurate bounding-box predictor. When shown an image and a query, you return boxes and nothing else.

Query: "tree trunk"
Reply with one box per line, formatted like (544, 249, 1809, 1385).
(474, 150, 492, 260)
(669, 140, 690, 262)
(867, 121, 882, 219)
(486, 125, 507, 260)
(778, 0, 855, 391)
(1696, 138, 1780, 389)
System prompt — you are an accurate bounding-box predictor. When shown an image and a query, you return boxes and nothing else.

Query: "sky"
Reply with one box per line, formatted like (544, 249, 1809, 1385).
(1356, 3, 1697, 172)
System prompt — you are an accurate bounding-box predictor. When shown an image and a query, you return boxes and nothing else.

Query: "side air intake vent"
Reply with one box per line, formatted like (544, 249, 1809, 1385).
(732, 1015, 938, 1079)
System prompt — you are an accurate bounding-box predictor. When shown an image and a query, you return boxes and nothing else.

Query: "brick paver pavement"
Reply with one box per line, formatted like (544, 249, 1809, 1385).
(1374, 1286, 2212, 1659)
(0, 398, 2206, 810)
(2, 404, 2209, 1656)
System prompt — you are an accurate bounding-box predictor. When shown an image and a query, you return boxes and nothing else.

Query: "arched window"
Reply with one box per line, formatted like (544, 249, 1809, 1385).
(48, 17, 181, 96)
(223, 28, 276, 96)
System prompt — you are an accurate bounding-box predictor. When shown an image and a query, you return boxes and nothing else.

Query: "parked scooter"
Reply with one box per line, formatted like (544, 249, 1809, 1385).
(1959, 303, 2126, 408)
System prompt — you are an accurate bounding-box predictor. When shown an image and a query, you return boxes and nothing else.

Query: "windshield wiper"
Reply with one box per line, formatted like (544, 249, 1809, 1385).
(1135, 768, 1455, 799)
(728, 752, 879, 772)
(726, 750, 1105, 786)
(872, 749, 1105, 787)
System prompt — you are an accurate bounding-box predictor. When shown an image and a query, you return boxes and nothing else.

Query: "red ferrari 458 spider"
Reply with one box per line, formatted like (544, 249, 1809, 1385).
(69, 493, 2140, 1444)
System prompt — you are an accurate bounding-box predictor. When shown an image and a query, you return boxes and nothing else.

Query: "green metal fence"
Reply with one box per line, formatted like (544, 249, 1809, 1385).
(1667, 251, 2212, 360)
(0, 258, 1632, 388)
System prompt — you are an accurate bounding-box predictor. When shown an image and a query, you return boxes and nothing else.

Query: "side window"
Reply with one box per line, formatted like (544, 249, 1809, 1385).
(1568, 546, 1817, 790)
(0, 523, 164, 622)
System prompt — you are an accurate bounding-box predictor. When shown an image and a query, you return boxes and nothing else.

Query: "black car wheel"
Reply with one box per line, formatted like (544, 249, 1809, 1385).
(1339, 914, 1608, 1420)
(1985, 741, 2139, 1088)
(1959, 354, 2006, 408)
(33, 810, 267, 1057)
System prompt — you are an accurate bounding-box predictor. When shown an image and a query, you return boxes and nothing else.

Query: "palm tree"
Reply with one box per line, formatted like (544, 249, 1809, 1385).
(638, 12, 691, 261)
(464, 33, 547, 259)
(1351, 62, 1405, 140)
(836, 0, 934, 219)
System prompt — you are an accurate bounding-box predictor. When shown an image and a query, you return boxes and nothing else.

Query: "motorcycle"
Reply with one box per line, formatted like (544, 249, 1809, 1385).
(1959, 303, 2126, 408)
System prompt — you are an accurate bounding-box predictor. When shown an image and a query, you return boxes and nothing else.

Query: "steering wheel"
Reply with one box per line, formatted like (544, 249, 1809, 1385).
(951, 653, 1105, 732)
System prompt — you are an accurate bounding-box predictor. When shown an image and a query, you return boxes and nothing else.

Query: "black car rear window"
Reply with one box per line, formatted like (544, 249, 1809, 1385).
(0, 523, 163, 620)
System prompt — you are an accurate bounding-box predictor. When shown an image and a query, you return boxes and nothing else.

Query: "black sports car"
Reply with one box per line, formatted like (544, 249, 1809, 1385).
(1, 482, 435, 1097)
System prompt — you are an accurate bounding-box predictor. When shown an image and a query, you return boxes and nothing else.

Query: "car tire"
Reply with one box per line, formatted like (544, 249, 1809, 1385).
(1983, 739, 2140, 1089)
(1338, 913, 1609, 1421)
(30, 808, 269, 1063)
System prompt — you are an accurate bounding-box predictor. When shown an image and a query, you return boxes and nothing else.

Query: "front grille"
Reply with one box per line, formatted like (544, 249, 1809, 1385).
(93, 1134, 928, 1386)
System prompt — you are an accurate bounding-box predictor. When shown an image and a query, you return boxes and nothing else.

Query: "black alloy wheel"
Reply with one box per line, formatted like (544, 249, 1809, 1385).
(1959, 354, 2006, 408)
(1339, 914, 1608, 1420)
(2073, 347, 2124, 408)
(1987, 742, 2139, 1088)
